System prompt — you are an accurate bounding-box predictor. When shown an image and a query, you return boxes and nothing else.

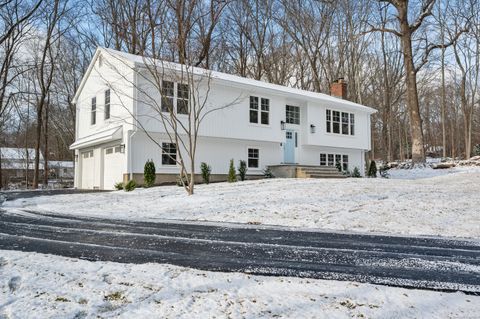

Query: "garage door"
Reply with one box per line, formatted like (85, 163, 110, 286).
(81, 150, 95, 189)
(103, 145, 124, 190)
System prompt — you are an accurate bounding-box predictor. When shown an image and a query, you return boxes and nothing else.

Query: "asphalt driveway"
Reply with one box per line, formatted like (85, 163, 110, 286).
(0, 209, 479, 293)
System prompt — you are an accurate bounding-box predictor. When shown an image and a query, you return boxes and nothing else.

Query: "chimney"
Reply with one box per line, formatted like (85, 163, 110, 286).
(330, 78, 347, 100)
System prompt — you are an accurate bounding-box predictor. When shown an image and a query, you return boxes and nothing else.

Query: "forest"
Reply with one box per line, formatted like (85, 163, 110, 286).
(1, 0, 479, 187)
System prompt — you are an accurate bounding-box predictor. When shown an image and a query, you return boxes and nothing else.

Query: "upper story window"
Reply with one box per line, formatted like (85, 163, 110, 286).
(177, 83, 189, 114)
(161, 81, 174, 112)
(91, 97, 96, 125)
(249, 96, 269, 125)
(104, 89, 110, 120)
(326, 109, 355, 136)
(248, 148, 259, 168)
(161, 142, 177, 165)
(286, 105, 300, 124)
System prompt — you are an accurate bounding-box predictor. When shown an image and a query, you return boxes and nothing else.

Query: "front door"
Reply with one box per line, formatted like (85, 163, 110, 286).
(284, 130, 295, 163)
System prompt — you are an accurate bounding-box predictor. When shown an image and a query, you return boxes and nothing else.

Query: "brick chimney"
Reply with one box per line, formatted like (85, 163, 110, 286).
(330, 78, 347, 100)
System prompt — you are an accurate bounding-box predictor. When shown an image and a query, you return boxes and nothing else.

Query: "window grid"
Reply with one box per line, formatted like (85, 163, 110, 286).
(104, 89, 110, 120)
(161, 81, 174, 112)
(260, 98, 269, 125)
(162, 143, 177, 165)
(249, 96, 259, 123)
(177, 83, 189, 114)
(320, 153, 349, 172)
(248, 148, 259, 168)
(91, 97, 96, 125)
(286, 105, 300, 125)
(326, 109, 355, 136)
(326, 110, 331, 133)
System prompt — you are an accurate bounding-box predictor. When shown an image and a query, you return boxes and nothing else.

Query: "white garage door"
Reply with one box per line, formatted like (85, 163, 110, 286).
(103, 145, 124, 190)
(81, 150, 95, 189)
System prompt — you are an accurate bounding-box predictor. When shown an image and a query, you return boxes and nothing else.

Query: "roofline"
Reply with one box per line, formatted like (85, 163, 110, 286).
(74, 47, 378, 114)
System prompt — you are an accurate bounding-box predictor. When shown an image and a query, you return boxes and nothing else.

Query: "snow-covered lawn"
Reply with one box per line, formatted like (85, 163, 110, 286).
(4, 167, 480, 238)
(0, 250, 478, 319)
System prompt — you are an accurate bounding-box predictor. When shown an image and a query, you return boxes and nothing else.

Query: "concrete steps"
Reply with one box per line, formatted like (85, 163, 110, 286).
(296, 166, 346, 179)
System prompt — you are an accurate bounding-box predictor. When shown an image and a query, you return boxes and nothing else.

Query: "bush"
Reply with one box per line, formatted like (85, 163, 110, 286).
(124, 179, 136, 192)
(228, 159, 237, 182)
(200, 162, 211, 184)
(144, 160, 156, 188)
(238, 160, 247, 181)
(335, 161, 342, 172)
(367, 160, 377, 178)
(379, 164, 390, 178)
(351, 167, 361, 178)
(263, 167, 274, 178)
(474, 144, 480, 156)
(114, 182, 124, 190)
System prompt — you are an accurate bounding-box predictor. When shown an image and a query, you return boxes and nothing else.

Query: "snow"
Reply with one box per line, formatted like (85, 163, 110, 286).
(387, 165, 479, 180)
(4, 168, 480, 239)
(1, 250, 478, 319)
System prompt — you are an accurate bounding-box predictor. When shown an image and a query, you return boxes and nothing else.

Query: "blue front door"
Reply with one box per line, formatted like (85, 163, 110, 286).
(284, 130, 295, 163)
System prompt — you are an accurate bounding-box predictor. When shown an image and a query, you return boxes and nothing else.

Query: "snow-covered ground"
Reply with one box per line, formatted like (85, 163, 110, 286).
(4, 167, 480, 239)
(0, 250, 478, 319)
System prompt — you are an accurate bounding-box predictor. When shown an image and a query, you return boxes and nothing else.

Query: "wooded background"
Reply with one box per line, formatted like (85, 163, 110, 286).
(1, 0, 479, 187)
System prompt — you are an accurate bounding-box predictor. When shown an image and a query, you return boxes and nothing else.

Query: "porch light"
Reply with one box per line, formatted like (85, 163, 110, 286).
(280, 120, 286, 130)
(120, 144, 126, 153)
(310, 124, 316, 134)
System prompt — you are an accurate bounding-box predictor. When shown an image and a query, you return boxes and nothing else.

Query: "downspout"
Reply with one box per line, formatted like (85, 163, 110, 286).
(128, 63, 139, 181)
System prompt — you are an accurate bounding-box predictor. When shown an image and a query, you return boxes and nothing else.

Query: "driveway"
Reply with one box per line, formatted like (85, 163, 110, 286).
(0, 209, 479, 293)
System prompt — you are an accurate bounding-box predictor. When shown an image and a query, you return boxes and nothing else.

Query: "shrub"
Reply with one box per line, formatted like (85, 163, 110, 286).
(351, 167, 361, 178)
(367, 160, 377, 178)
(238, 160, 247, 181)
(263, 167, 274, 178)
(379, 164, 390, 178)
(335, 161, 342, 172)
(114, 182, 124, 190)
(474, 144, 480, 156)
(200, 162, 211, 184)
(228, 159, 237, 182)
(124, 179, 136, 192)
(144, 160, 156, 188)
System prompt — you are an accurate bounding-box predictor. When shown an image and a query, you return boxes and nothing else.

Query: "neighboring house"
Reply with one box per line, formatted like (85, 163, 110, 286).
(0, 147, 44, 185)
(48, 161, 74, 180)
(70, 48, 376, 190)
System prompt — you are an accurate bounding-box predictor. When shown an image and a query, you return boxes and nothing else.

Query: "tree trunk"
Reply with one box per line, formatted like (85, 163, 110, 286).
(397, 3, 425, 163)
(43, 99, 49, 186)
(33, 100, 43, 189)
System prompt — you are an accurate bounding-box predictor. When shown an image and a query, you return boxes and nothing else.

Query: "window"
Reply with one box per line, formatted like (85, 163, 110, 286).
(177, 83, 189, 114)
(105, 148, 113, 155)
(342, 155, 349, 171)
(335, 154, 341, 167)
(161, 81, 174, 112)
(326, 110, 331, 133)
(114, 146, 122, 153)
(332, 111, 340, 134)
(286, 105, 300, 124)
(326, 109, 355, 136)
(83, 150, 93, 158)
(248, 148, 259, 168)
(249, 96, 258, 123)
(350, 114, 355, 135)
(104, 89, 110, 120)
(91, 97, 96, 125)
(261, 98, 269, 125)
(342, 112, 349, 135)
(320, 153, 327, 166)
(161, 143, 176, 165)
(295, 132, 298, 147)
(286, 131, 292, 139)
(328, 154, 334, 166)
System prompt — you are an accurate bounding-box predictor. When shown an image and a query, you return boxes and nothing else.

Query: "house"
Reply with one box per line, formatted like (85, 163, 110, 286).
(70, 48, 376, 190)
(48, 161, 74, 180)
(0, 147, 43, 186)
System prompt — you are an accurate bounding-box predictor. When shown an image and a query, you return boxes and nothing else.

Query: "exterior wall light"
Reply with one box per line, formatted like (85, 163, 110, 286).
(310, 124, 316, 133)
(120, 144, 126, 153)
(280, 120, 286, 130)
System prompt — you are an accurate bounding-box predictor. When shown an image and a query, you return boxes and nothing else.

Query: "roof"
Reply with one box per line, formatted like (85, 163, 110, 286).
(0, 147, 43, 161)
(70, 126, 123, 150)
(48, 161, 74, 168)
(74, 47, 377, 114)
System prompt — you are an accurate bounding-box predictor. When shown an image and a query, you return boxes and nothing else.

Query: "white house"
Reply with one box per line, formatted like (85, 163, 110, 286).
(70, 48, 376, 190)
(0, 147, 43, 185)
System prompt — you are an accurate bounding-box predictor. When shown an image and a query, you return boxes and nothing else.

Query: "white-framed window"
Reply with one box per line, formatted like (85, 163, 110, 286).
(286, 105, 300, 124)
(177, 83, 189, 114)
(249, 96, 269, 125)
(326, 109, 355, 136)
(105, 147, 113, 155)
(161, 81, 174, 112)
(162, 142, 176, 165)
(260, 98, 269, 125)
(320, 153, 349, 171)
(326, 109, 331, 133)
(104, 89, 110, 120)
(91, 97, 96, 125)
(82, 150, 94, 158)
(249, 96, 258, 123)
(248, 148, 259, 168)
